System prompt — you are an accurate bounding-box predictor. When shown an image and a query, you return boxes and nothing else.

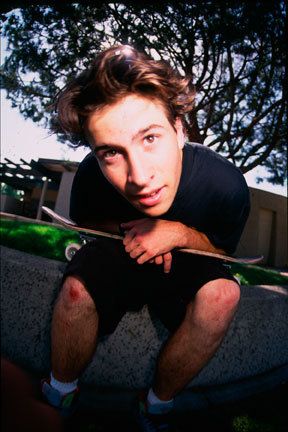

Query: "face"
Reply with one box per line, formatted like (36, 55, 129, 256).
(85, 95, 184, 217)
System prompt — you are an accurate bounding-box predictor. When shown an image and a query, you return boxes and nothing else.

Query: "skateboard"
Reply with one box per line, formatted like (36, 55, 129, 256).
(42, 206, 263, 264)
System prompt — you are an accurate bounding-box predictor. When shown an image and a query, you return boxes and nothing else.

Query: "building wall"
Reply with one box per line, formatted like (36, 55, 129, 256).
(31, 188, 58, 202)
(54, 172, 75, 219)
(0, 195, 23, 215)
(236, 187, 287, 268)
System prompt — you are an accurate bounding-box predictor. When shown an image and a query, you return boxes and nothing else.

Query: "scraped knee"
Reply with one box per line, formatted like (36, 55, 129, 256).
(58, 276, 94, 309)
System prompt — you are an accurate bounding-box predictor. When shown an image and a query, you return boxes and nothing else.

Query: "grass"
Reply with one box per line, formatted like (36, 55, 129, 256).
(1, 218, 287, 286)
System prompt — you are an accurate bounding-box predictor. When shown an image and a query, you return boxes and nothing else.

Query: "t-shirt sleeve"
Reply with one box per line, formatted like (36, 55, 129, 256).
(205, 174, 250, 254)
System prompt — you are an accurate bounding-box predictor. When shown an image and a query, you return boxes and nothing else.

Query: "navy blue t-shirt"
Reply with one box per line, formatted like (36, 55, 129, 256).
(70, 143, 250, 254)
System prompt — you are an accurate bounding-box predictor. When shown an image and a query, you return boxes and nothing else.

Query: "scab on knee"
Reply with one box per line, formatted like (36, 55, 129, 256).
(218, 280, 240, 310)
(219, 282, 240, 320)
(69, 285, 81, 302)
(195, 279, 240, 323)
(61, 276, 89, 305)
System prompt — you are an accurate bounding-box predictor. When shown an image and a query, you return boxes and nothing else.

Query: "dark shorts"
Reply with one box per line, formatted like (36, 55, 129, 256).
(62, 238, 237, 336)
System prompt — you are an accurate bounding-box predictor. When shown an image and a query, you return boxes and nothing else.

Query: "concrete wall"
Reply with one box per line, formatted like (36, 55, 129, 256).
(54, 172, 75, 218)
(236, 188, 287, 267)
(1, 246, 288, 410)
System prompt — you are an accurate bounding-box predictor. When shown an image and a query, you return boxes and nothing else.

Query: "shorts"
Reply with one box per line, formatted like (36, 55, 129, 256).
(62, 238, 237, 336)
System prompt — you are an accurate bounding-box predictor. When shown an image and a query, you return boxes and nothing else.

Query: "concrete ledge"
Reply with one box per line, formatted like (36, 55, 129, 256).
(1, 246, 288, 409)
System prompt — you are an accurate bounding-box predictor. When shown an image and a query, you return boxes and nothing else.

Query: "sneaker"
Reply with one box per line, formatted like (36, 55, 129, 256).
(134, 393, 177, 432)
(41, 378, 79, 416)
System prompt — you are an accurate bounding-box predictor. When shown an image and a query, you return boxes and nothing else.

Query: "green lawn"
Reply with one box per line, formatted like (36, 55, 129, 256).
(1, 218, 287, 286)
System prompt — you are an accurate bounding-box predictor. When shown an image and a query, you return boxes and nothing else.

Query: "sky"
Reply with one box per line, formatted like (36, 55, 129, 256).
(1, 94, 90, 163)
(0, 32, 91, 168)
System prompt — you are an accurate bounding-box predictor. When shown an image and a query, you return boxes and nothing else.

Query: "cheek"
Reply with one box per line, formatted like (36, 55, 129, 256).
(161, 148, 182, 175)
(155, 144, 176, 165)
(100, 165, 126, 190)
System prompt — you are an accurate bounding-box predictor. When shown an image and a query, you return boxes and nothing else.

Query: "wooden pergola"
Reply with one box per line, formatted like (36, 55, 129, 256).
(0, 158, 79, 219)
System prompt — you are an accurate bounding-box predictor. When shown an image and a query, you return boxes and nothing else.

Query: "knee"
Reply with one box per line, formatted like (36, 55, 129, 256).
(58, 276, 94, 310)
(198, 279, 240, 318)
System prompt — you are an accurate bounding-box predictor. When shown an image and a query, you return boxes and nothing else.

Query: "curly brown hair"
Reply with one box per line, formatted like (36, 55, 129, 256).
(51, 44, 195, 147)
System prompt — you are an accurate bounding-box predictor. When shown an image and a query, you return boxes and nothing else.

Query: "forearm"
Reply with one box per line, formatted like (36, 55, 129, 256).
(121, 218, 226, 273)
(175, 222, 226, 255)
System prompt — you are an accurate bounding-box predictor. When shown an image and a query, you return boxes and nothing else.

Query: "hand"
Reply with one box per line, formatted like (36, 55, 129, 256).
(148, 252, 173, 274)
(121, 218, 185, 273)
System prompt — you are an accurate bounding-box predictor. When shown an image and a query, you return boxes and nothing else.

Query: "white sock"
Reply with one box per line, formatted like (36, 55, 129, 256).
(50, 373, 78, 396)
(147, 388, 174, 414)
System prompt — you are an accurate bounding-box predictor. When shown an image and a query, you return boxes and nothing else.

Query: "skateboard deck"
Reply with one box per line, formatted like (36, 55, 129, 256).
(42, 206, 263, 264)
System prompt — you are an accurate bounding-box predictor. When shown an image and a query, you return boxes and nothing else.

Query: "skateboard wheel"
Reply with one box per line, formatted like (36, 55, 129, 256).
(65, 243, 81, 261)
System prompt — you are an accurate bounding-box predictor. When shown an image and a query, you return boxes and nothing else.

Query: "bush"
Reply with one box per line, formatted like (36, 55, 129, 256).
(0, 219, 79, 261)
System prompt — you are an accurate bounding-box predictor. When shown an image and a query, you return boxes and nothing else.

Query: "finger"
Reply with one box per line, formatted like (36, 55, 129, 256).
(124, 235, 143, 253)
(123, 228, 137, 246)
(163, 252, 172, 273)
(136, 250, 155, 265)
(154, 255, 163, 265)
(129, 245, 145, 259)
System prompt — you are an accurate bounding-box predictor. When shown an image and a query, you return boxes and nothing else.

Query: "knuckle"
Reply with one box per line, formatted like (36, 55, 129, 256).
(146, 250, 153, 259)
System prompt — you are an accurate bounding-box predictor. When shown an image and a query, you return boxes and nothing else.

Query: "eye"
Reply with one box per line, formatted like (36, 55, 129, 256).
(103, 149, 118, 159)
(144, 134, 156, 144)
(95, 148, 120, 163)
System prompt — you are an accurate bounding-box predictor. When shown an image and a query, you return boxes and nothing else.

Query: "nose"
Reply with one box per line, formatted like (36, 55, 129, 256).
(127, 153, 153, 187)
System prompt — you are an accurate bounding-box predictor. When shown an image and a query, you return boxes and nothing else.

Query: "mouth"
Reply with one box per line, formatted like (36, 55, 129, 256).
(132, 187, 164, 207)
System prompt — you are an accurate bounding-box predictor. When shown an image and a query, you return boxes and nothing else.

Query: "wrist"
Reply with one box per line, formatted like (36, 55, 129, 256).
(175, 222, 192, 248)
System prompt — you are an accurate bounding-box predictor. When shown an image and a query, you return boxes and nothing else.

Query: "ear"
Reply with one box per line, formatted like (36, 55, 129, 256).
(175, 118, 185, 150)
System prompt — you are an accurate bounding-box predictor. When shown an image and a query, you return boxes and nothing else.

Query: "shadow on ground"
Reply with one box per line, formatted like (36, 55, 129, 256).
(67, 382, 288, 432)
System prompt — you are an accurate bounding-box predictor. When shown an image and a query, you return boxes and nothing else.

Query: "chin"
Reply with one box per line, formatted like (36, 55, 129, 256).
(139, 203, 170, 217)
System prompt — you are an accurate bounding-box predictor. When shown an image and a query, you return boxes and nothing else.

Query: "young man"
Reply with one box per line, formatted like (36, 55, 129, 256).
(42, 45, 250, 431)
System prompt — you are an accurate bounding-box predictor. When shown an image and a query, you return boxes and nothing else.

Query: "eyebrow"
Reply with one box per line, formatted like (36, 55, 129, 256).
(93, 124, 164, 153)
(132, 124, 164, 141)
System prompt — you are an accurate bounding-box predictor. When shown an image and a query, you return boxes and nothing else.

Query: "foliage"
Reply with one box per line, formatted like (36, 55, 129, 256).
(0, 219, 79, 261)
(0, 182, 24, 199)
(231, 263, 288, 285)
(233, 415, 275, 432)
(1, 1, 286, 184)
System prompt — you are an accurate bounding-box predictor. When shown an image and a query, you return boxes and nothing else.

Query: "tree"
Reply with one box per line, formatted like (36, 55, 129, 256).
(1, 1, 286, 184)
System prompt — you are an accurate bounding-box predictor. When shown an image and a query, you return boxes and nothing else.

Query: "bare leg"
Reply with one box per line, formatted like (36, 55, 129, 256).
(153, 279, 240, 400)
(51, 276, 98, 382)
